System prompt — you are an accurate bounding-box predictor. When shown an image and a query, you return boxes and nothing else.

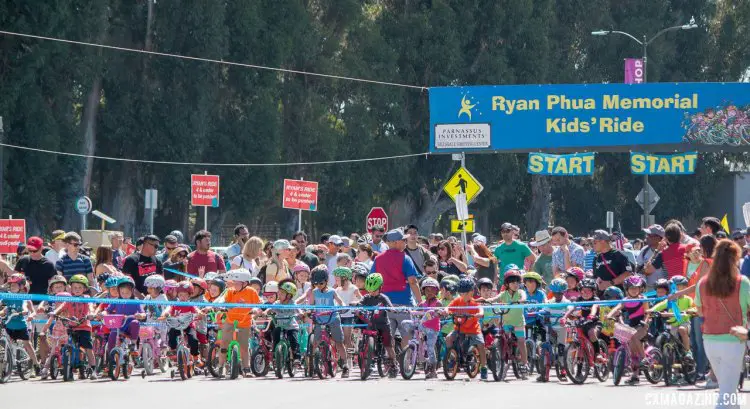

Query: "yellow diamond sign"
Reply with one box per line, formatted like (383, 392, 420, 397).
(451, 219, 475, 233)
(443, 166, 484, 204)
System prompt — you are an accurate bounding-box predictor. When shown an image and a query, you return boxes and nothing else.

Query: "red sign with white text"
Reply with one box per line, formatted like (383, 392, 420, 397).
(0, 219, 26, 254)
(191, 174, 220, 207)
(282, 179, 319, 211)
(366, 207, 388, 234)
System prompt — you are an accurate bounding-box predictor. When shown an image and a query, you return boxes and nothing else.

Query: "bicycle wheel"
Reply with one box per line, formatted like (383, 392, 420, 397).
(122, 355, 131, 380)
(177, 348, 189, 380)
(612, 348, 627, 386)
(313, 348, 324, 379)
(682, 349, 698, 385)
(376, 342, 386, 378)
(274, 341, 288, 379)
(50, 354, 61, 380)
(108, 349, 122, 381)
(141, 343, 154, 376)
(525, 339, 536, 375)
(466, 345, 480, 378)
(537, 345, 551, 382)
(0, 339, 13, 384)
(489, 344, 502, 382)
(61, 344, 73, 382)
(400, 344, 417, 380)
(207, 342, 221, 378)
(324, 343, 336, 377)
(360, 337, 373, 380)
(15, 347, 32, 380)
(442, 347, 459, 380)
(643, 347, 663, 384)
(594, 340, 609, 382)
(663, 343, 676, 386)
(251, 349, 269, 377)
(565, 342, 589, 384)
(229, 344, 241, 380)
(511, 343, 527, 380)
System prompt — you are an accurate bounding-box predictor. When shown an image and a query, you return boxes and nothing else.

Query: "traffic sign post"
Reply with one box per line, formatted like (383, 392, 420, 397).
(606, 211, 614, 233)
(451, 218, 475, 233)
(75, 196, 92, 231)
(366, 207, 388, 234)
(443, 157, 483, 252)
(635, 182, 659, 227)
(282, 178, 319, 232)
(145, 189, 158, 234)
(192, 173, 220, 231)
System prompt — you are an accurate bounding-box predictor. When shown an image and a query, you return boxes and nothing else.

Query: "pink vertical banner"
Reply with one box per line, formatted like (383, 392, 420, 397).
(624, 58, 644, 84)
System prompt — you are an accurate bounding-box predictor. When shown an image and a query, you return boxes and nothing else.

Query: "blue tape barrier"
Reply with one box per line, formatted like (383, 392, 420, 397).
(164, 267, 198, 279)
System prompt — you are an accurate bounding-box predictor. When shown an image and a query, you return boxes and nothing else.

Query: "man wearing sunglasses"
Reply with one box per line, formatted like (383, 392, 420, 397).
(369, 225, 389, 255)
(14, 236, 56, 299)
(54, 232, 93, 281)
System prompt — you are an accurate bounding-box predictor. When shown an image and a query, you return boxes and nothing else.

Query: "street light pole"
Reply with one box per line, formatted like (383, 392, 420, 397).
(592, 17, 697, 228)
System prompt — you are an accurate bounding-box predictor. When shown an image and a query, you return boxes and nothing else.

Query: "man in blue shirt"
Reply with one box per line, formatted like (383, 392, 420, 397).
(55, 232, 93, 280)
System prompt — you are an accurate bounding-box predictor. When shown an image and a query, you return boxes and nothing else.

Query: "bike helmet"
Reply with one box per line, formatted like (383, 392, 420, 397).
(249, 277, 263, 288)
(292, 263, 310, 274)
(279, 281, 297, 298)
(548, 278, 568, 294)
(623, 275, 646, 290)
(420, 277, 440, 291)
(208, 277, 226, 293)
(442, 274, 460, 285)
(204, 271, 218, 282)
(352, 263, 369, 279)
(332, 267, 353, 280)
(105, 276, 121, 289)
(69, 274, 89, 288)
(96, 272, 110, 284)
(522, 271, 543, 286)
(504, 269, 522, 284)
(456, 277, 475, 294)
(502, 264, 519, 274)
(169, 230, 184, 243)
(565, 267, 584, 282)
(164, 279, 179, 290)
(117, 276, 135, 288)
(176, 281, 192, 294)
(225, 268, 253, 283)
(477, 277, 494, 289)
(191, 277, 208, 291)
(264, 281, 279, 294)
(364, 273, 384, 292)
(55, 292, 72, 298)
(7, 273, 26, 285)
(48, 275, 67, 289)
(603, 286, 624, 300)
(579, 277, 597, 290)
(440, 279, 457, 293)
(670, 275, 688, 287)
(311, 266, 329, 285)
(654, 278, 671, 292)
(144, 275, 166, 289)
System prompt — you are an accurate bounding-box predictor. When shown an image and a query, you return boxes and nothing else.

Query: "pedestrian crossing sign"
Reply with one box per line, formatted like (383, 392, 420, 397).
(443, 166, 483, 204)
(451, 219, 475, 233)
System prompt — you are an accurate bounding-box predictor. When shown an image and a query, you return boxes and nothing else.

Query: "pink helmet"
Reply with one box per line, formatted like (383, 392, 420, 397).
(565, 267, 584, 282)
(176, 281, 192, 294)
(7, 273, 26, 285)
(164, 279, 179, 290)
(191, 278, 208, 291)
(293, 264, 310, 274)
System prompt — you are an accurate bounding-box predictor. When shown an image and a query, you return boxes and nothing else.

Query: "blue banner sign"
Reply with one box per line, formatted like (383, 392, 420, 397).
(630, 152, 698, 175)
(429, 82, 750, 152)
(528, 152, 595, 176)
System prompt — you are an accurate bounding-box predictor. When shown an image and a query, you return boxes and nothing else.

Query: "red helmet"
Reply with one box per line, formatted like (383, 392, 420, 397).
(190, 278, 208, 291)
(176, 281, 192, 294)
(565, 267, 585, 282)
(503, 269, 522, 284)
(7, 273, 26, 285)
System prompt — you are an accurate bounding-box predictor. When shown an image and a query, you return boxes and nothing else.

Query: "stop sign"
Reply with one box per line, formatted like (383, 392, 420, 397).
(366, 207, 388, 234)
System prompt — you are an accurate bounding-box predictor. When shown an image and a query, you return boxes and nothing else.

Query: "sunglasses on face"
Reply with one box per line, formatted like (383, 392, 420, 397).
(373, 234, 383, 239)
(426, 270, 437, 275)
(69, 242, 81, 247)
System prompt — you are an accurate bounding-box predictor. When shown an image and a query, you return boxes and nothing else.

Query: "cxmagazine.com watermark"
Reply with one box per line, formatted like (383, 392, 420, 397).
(645, 391, 746, 407)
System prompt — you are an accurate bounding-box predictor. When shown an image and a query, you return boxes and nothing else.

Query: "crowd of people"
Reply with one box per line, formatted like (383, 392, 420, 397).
(0, 218, 749, 406)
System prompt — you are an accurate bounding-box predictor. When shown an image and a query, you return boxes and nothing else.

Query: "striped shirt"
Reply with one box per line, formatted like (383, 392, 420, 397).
(583, 250, 596, 272)
(55, 254, 93, 279)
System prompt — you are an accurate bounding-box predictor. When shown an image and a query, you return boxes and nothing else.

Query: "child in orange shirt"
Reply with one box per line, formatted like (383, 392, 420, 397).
(446, 278, 487, 379)
(214, 268, 260, 376)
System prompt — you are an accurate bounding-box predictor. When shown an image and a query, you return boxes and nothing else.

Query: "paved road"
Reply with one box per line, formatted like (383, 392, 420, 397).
(2, 368, 747, 409)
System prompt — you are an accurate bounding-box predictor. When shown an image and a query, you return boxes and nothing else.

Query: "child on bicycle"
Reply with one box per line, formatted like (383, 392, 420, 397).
(37, 275, 68, 378)
(647, 276, 695, 358)
(293, 264, 312, 298)
(263, 281, 279, 304)
(562, 277, 603, 361)
(523, 271, 547, 344)
(543, 277, 569, 381)
(164, 279, 178, 301)
(446, 277, 487, 379)
(606, 275, 649, 385)
(270, 280, 302, 362)
(352, 273, 397, 378)
(103, 276, 145, 356)
(143, 275, 169, 350)
(352, 263, 369, 297)
(159, 281, 204, 369)
(402, 277, 442, 379)
(440, 278, 457, 338)
(485, 269, 527, 378)
(214, 268, 260, 376)
(563, 267, 584, 301)
(49, 274, 98, 379)
(599, 286, 623, 344)
(334, 267, 362, 370)
(297, 265, 350, 377)
(205, 275, 226, 303)
(0, 273, 40, 377)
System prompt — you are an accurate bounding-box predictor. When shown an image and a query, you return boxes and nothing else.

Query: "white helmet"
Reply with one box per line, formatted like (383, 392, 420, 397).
(263, 280, 279, 294)
(420, 277, 439, 290)
(144, 275, 166, 289)
(225, 268, 253, 283)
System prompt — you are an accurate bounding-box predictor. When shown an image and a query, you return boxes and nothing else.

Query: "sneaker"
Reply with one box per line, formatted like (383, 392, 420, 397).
(387, 365, 397, 378)
(625, 376, 639, 386)
(536, 374, 545, 382)
(480, 367, 488, 380)
(40, 367, 49, 380)
(341, 366, 350, 378)
(425, 365, 437, 380)
(217, 365, 225, 378)
(705, 378, 719, 389)
(89, 370, 98, 380)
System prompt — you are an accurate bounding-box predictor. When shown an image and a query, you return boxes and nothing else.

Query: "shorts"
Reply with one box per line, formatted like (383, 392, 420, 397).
(503, 325, 525, 339)
(341, 316, 355, 326)
(388, 310, 411, 339)
(313, 318, 344, 343)
(72, 330, 93, 349)
(371, 323, 392, 347)
(196, 331, 208, 345)
(7, 328, 30, 341)
(448, 331, 484, 348)
(669, 322, 690, 337)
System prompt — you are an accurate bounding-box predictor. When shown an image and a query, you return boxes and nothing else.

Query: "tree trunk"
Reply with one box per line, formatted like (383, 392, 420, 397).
(525, 175, 551, 236)
(388, 186, 454, 235)
(81, 77, 102, 196)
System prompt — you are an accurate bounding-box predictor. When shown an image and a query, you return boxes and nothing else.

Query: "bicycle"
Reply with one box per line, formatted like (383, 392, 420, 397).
(138, 321, 167, 378)
(39, 316, 68, 380)
(270, 313, 298, 379)
(611, 322, 664, 385)
(309, 310, 339, 379)
(563, 317, 609, 384)
(490, 307, 527, 381)
(531, 310, 565, 382)
(0, 310, 34, 382)
(250, 319, 273, 377)
(103, 314, 139, 381)
(442, 314, 481, 380)
(164, 313, 196, 380)
(355, 309, 390, 380)
(651, 311, 697, 386)
(56, 315, 92, 382)
(399, 311, 433, 380)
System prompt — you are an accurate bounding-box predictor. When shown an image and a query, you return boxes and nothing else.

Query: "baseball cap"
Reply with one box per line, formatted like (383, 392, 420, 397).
(26, 236, 44, 252)
(472, 234, 487, 245)
(642, 224, 665, 237)
(731, 229, 745, 240)
(108, 231, 124, 240)
(164, 234, 178, 244)
(143, 234, 160, 244)
(384, 228, 410, 242)
(592, 230, 611, 241)
(273, 239, 294, 250)
(327, 235, 344, 246)
(529, 230, 551, 247)
(500, 222, 513, 232)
